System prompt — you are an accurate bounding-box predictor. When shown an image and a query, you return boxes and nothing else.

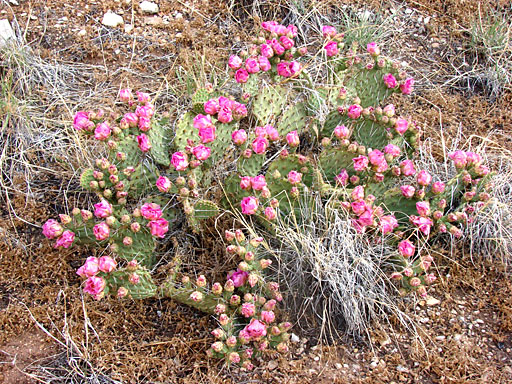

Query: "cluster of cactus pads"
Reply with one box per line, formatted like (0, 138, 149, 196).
(43, 21, 494, 367)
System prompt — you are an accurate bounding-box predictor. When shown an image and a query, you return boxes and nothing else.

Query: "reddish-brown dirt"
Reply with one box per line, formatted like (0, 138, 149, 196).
(0, 0, 511, 383)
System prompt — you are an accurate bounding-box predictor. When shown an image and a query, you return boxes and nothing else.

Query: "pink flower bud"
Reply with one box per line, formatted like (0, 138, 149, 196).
(324, 41, 338, 57)
(416, 170, 432, 186)
(287, 170, 302, 185)
(261, 310, 275, 323)
(416, 201, 431, 217)
(136, 133, 151, 152)
(147, 218, 169, 238)
(322, 25, 337, 38)
(42, 219, 63, 239)
(352, 155, 369, 172)
(394, 119, 409, 135)
(400, 160, 416, 176)
(410, 277, 421, 287)
(398, 240, 415, 257)
(241, 302, 256, 317)
(366, 42, 380, 56)
(380, 215, 398, 234)
(334, 125, 349, 139)
(431, 181, 445, 194)
(264, 206, 277, 220)
(228, 55, 243, 69)
(383, 73, 398, 88)
(190, 291, 203, 302)
(347, 104, 363, 119)
(286, 130, 300, 147)
(83, 276, 106, 299)
(252, 136, 269, 154)
(136, 91, 151, 103)
(196, 275, 206, 288)
(400, 78, 414, 95)
(335, 169, 349, 186)
(235, 68, 249, 83)
(211, 341, 224, 353)
(93, 222, 110, 241)
(94, 122, 111, 141)
(138, 117, 151, 132)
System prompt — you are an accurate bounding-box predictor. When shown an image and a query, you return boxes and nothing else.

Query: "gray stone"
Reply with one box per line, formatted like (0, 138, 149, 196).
(102, 12, 124, 27)
(140, 1, 159, 14)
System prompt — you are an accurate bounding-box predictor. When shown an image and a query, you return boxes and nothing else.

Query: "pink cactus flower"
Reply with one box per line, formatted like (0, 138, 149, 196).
(171, 151, 189, 171)
(380, 215, 398, 234)
(94, 200, 113, 218)
(252, 136, 269, 154)
(384, 144, 400, 157)
(270, 39, 285, 55)
(383, 73, 398, 88)
(261, 310, 275, 323)
(368, 149, 386, 167)
(148, 218, 169, 238)
(241, 196, 259, 215)
(351, 200, 367, 215)
(400, 78, 414, 95)
(279, 35, 294, 49)
(135, 104, 154, 119)
(322, 25, 337, 38)
(277, 61, 292, 77)
(265, 125, 279, 141)
(73, 111, 93, 131)
(264, 206, 277, 220)
(233, 103, 248, 119)
(431, 181, 445, 194)
(245, 318, 267, 339)
(94, 122, 111, 141)
(245, 57, 260, 74)
(335, 169, 349, 186)
(83, 276, 106, 299)
(136, 91, 151, 103)
(383, 104, 396, 117)
(235, 68, 249, 83)
(136, 133, 151, 152)
(400, 160, 416, 176)
(449, 150, 467, 168)
(98, 256, 117, 273)
(231, 129, 248, 145)
(192, 145, 211, 161)
(93, 222, 110, 241)
(204, 99, 220, 115)
(416, 170, 432, 186)
(251, 175, 267, 191)
(400, 185, 415, 198)
(198, 125, 216, 144)
(241, 302, 256, 318)
(465, 151, 482, 165)
(289, 61, 301, 76)
(353, 155, 369, 171)
(416, 201, 431, 217)
(42, 219, 63, 239)
(410, 215, 433, 236)
(398, 240, 415, 257)
(228, 55, 243, 70)
(140, 203, 163, 220)
(325, 41, 339, 57)
(227, 269, 248, 288)
(240, 176, 252, 190)
(156, 176, 172, 192)
(366, 42, 380, 56)
(137, 117, 151, 131)
(258, 55, 272, 72)
(119, 88, 133, 102)
(193, 114, 213, 130)
(260, 43, 274, 58)
(334, 125, 349, 139)
(286, 130, 300, 147)
(347, 104, 363, 119)
(357, 208, 374, 227)
(287, 170, 302, 185)
(351, 185, 365, 201)
(54, 230, 75, 248)
(77, 257, 99, 277)
(217, 107, 233, 124)
(394, 118, 409, 135)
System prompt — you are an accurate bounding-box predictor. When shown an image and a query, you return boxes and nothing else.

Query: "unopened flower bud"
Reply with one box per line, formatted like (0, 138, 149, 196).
(433, 211, 443, 220)
(129, 273, 140, 285)
(271, 326, 281, 336)
(235, 229, 245, 242)
(190, 291, 203, 302)
(123, 236, 133, 246)
(229, 295, 241, 306)
(321, 137, 331, 147)
(105, 216, 116, 226)
(117, 287, 128, 298)
(211, 282, 222, 295)
(215, 304, 227, 315)
(224, 279, 235, 292)
(130, 222, 141, 232)
(277, 343, 289, 354)
(59, 214, 72, 224)
(211, 341, 224, 353)
(260, 259, 272, 269)
(81, 209, 93, 221)
(225, 230, 236, 242)
(244, 251, 255, 262)
(409, 277, 421, 287)
(211, 328, 225, 339)
(243, 293, 254, 302)
(238, 261, 250, 271)
(196, 275, 206, 287)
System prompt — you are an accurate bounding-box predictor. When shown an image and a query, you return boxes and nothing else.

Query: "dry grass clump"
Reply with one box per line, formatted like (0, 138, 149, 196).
(262, 192, 411, 342)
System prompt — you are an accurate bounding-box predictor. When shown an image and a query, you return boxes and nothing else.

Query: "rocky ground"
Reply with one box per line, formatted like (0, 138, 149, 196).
(0, 0, 511, 383)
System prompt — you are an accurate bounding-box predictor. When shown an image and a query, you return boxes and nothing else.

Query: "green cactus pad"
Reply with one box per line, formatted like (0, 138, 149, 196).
(193, 199, 220, 219)
(317, 147, 355, 183)
(238, 154, 266, 177)
(208, 121, 237, 164)
(127, 163, 159, 198)
(174, 112, 196, 151)
(252, 85, 288, 124)
(108, 268, 158, 299)
(147, 118, 171, 166)
(115, 135, 143, 166)
(192, 88, 212, 114)
(80, 169, 96, 190)
(267, 154, 314, 188)
(111, 226, 156, 267)
(277, 102, 308, 136)
(242, 75, 259, 97)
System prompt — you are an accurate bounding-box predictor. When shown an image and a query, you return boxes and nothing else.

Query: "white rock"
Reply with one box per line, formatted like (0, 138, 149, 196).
(102, 11, 124, 27)
(426, 296, 441, 306)
(0, 19, 15, 47)
(424, 16, 431, 24)
(290, 333, 300, 343)
(124, 23, 133, 33)
(140, 1, 159, 14)
(9, 0, 19, 5)
(77, 29, 87, 37)
(397, 365, 409, 373)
